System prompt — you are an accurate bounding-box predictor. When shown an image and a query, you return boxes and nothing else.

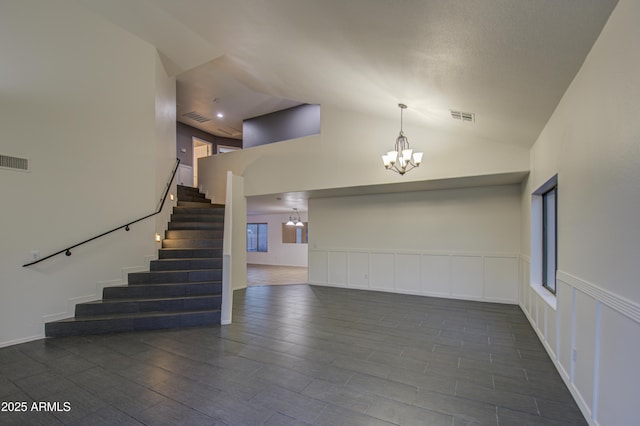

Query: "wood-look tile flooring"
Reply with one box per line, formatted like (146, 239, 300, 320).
(247, 264, 308, 286)
(0, 285, 585, 425)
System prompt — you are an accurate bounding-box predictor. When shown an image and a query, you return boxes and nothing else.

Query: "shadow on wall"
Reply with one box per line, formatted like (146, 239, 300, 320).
(243, 104, 320, 148)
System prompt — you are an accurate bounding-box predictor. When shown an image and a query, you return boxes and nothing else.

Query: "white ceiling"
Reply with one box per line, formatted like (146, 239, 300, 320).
(81, 0, 619, 213)
(158, 0, 619, 147)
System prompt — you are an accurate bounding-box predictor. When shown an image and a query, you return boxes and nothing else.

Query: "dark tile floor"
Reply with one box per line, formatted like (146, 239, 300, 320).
(0, 285, 585, 425)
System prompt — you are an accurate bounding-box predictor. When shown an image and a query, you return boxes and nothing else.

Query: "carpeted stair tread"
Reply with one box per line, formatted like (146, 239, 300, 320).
(81, 294, 219, 305)
(106, 281, 222, 289)
(75, 294, 221, 317)
(175, 201, 224, 208)
(102, 281, 222, 299)
(52, 308, 220, 322)
(45, 309, 221, 336)
(45, 184, 225, 337)
(158, 248, 222, 259)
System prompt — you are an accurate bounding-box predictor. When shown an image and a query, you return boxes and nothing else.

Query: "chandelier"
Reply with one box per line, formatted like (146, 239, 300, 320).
(382, 104, 423, 175)
(286, 208, 304, 227)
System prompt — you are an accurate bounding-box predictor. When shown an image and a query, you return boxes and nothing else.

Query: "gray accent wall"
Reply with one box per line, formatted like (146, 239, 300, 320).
(177, 122, 242, 166)
(243, 104, 320, 148)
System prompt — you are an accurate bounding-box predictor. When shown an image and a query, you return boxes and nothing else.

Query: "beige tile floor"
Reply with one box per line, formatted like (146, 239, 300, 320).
(247, 263, 309, 286)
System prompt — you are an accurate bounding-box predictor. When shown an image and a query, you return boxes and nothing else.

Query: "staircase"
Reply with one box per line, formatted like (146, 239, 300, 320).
(45, 185, 224, 337)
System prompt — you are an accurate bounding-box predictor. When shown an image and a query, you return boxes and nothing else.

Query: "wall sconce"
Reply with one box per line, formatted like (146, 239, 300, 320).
(155, 233, 161, 242)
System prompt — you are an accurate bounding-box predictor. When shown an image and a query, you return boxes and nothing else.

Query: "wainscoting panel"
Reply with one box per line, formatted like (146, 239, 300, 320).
(309, 250, 328, 284)
(328, 251, 348, 286)
(348, 251, 369, 288)
(520, 257, 530, 308)
(556, 279, 573, 380)
(597, 304, 640, 426)
(519, 256, 640, 426)
(451, 256, 484, 300)
(545, 300, 558, 358)
(309, 248, 519, 304)
(395, 254, 421, 293)
(536, 294, 545, 339)
(370, 252, 395, 291)
(420, 254, 451, 297)
(484, 256, 518, 302)
(573, 290, 597, 410)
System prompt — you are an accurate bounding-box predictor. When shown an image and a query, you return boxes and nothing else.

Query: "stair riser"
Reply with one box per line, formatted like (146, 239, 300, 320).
(171, 214, 224, 223)
(177, 185, 203, 195)
(165, 230, 224, 240)
(44, 184, 226, 338)
(176, 203, 224, 209)
(136, 311, 221, 331)
(75, 296, 222, 317)
(168, 222, 224, 231)
(177, 192, 202, 199)
(46, 318, 133, 337)
(103, 283, 221, 299)
(128, 270, 222, 284)
(45, 311, 221, 337)
(158, 248, 223, 259)
(150, 258, 222, 271)
(177, 200, 213, 207)
(177, 196, 210, 202)
(173, 207, 225, 215)
(162, 239, 223, 249)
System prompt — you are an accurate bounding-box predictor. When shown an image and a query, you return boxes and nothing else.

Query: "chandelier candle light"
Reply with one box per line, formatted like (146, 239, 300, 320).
(382, 104, 423, 175)
(286, 208, 304, 227)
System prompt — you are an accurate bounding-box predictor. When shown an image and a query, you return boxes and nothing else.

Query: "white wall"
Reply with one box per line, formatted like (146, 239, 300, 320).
(222, 172, 247, 310)
(0, 0, 176, 346)
(247, 213, 308, 267)
(520, 0, 640, 424)
(198, 102, 530, 294)
(154, 49, 180, 242)
(198, 105, 530, 204)
(194, 3, 640, 423)
(309, 185, 521, 303)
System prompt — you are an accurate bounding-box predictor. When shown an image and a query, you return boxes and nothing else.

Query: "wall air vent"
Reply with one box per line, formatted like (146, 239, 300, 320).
(450, 110, 475, 123)
(182, 111, 211, 123)
(0, 154, 30, 172)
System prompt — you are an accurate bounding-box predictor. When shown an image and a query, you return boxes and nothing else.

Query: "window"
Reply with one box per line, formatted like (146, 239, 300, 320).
(247, 223, 268, 252)
(282, 222, 308, 244)
(533, 175, 558, 295)
(542, 186, 557, 293)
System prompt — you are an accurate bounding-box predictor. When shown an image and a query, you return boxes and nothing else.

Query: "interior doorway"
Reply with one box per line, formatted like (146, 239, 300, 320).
(247, 264, 309, 286)
(193, 137, 213, 188)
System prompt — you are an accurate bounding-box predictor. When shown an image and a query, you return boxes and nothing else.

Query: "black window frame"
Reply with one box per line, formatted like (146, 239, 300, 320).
(541, 186, 557, 294)
(247, 223, 268, 253)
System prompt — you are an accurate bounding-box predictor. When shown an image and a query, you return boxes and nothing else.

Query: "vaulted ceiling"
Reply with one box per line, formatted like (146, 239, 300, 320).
(80, 0, 618, 146)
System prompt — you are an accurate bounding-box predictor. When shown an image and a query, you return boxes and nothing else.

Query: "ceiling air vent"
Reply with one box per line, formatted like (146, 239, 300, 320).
(0, 154, 30, 172)
(182, 111, 211, 123)
(450, 110, 475, 123)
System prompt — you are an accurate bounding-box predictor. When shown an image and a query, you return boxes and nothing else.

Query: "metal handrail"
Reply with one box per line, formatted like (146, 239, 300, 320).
(23, 158, 181, 267)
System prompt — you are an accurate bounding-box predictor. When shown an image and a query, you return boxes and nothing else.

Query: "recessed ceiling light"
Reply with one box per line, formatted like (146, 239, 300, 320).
(217, 113, 224, 118)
